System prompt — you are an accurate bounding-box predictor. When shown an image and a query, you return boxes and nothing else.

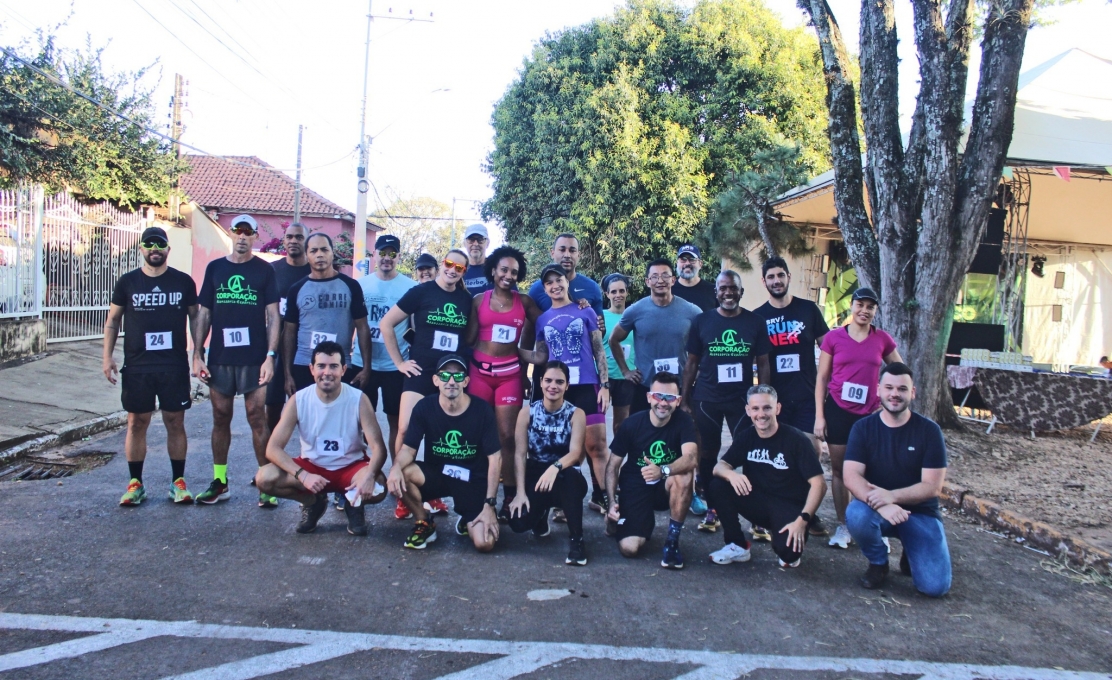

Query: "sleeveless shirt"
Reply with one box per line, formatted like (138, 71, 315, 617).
(476, 289, 526, 345)
(295, 383, 365, 469)
(527, 399, 577, 465)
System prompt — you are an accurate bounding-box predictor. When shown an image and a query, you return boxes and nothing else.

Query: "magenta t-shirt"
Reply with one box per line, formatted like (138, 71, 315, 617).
(820, 326, 897, 415)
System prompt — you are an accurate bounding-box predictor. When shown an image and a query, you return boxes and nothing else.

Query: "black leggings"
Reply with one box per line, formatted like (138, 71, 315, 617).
(694, 400, 749, 493)
(709, 477, 808, 564)
(508, 460, 588, 539)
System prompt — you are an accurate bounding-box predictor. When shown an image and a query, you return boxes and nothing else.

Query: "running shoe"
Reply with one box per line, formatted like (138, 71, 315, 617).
(751, 525, 772, 542)
(334, 492, 347, 511)
(552, 508, 567, 523)
(427, 498, 450, 515)
(689, 493, 708, 516)
(119, 479, 146, 506)
(405, 519, 437, 549)
(828, 524, 853, 549)
(779, 557, 802, 569)
(394, 497, 413, 520)
(195, 478, 230, 505)
(258, 492, 279, 508)
(455, 516, 469, 536)
(661, 539, 685, 570)
(168, 478, 193, 504)
(860, 562, 889, 589)
(808, 515, 830, 537)
(296, 493, 328, 534)
(566, 536, 587, 566)
(698, 509, 720, 533)
(587, 494, 609, 515)
(710, 542, 751, 565)
(882, 536, 891, 553)
(534, 508, 552, 538)
(344, 502, 367, 536)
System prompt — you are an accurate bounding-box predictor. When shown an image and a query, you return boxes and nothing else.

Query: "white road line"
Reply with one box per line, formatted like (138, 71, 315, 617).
(430, 650, 570, 680)
(0, 629, 156, 672)
(0, 612, 1106, 680)
(162, 641, 374, 680)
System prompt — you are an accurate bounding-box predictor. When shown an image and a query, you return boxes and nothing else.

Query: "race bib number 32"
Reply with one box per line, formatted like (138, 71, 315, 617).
(841, 381, 868, 405)
(310, 331, 337, 347)
(433, 331, 459, 351)
(654, 357, 679, 375)
(223, 327, 250, 347)
(776, 354, 800, 373)
(145, 331, 171, 351)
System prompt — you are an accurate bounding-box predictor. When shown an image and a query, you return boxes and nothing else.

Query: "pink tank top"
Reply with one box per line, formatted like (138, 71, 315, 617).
(477, 290, 526, 345)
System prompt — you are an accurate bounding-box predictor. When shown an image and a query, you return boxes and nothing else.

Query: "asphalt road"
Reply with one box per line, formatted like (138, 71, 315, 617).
(0, 399, 1109, 679)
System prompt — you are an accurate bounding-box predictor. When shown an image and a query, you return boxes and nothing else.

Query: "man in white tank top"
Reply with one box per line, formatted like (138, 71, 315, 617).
(257, 341, 388, 536)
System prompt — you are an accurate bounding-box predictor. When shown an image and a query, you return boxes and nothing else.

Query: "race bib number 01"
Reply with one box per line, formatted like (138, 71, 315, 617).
(776, 354, 801, 373)
(433, 331, 459, 351)
(491, 324, 517, 343)
(145, 331, 171, 351)
(568, 365, 581, 385)
(223, 327, 250, 347)
(841, 381, 868, 405)
(717, 363, 744, 383)
(654, 357, 679, 375)
(310, 331, 337, 347)
(442, 464, 471, 482)
(370, 326, 384, 343)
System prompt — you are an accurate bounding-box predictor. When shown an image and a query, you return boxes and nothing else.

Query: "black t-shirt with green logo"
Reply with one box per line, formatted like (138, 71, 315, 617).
(395, 280, 473, 365)
(404, 394, 501, 480)
(613, 409, 697, 487)
(198, 257, 280, 366)
(685, 309, 772, 402)
(110, 267, 197, 373)
(722, 424, 824, 505)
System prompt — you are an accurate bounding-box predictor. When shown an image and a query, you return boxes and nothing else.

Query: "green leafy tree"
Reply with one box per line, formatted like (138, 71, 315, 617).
(483, 0, 830, 283)
(0, 34, 184, 207)
(371, 196, 464, 275)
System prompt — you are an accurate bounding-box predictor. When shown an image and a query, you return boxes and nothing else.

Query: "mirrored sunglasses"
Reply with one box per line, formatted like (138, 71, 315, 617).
(649, 391, 680, 403)
(442, 259, 466, 274)
(437, 371, 467, 383)
(141, 241, 169, 251)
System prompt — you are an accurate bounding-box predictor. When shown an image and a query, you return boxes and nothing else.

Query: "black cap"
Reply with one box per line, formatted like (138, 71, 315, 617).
(435, 354, 467, 371)
(539, 263, 568, 281)
(415, 253, 437, 269)
(375, 234, 401, 251)
(852, 287, 880, 303)
(140, 226, 168, 245)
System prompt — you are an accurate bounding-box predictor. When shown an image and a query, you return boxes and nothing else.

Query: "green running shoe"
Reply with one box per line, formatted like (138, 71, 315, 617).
(258, 492, 279, 508)
(119, 479, 146, 506)
(195, 478, 230, 504)
(169, 477, 193, 504)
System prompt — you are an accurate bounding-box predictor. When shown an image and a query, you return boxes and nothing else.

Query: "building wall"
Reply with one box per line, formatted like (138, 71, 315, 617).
(212, 213, 352, 250)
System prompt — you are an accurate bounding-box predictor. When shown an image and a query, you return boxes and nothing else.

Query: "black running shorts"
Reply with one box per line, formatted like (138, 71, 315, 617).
(121, 369, 192, 414)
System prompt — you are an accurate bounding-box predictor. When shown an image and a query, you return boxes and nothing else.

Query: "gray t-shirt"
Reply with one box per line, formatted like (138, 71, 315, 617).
(619, 295, 702, 380)
(351, 272, 417, 371)
(284, 274, 368, 366)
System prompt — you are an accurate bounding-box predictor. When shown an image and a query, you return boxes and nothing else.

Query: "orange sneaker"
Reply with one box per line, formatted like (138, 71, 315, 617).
(394, 497, 413, 520)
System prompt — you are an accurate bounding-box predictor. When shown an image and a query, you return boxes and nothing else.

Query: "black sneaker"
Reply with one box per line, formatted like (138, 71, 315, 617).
(860, 562, 890, 589)
(296, 493, 329, 534)
(661, 539, 685, 570)
(344, 502, 367, 536)
(333, 491, 347, 511)
(497, 498, 512, 524)
(899, 550, 912, 576)
(534, 508, 552, 538)
(455, 516, 469, 536)
(405, 519, 437, 549)
(807, 515, 830, 537)
(566, 537, 587, 566)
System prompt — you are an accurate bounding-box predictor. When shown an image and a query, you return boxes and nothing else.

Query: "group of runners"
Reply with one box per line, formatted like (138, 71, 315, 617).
(103, 220, 951, 596)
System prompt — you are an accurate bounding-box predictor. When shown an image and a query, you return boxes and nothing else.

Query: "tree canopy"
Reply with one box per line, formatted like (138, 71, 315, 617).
(483, 0, 830, 282)
(0, 35, 183, 207)
(372, 196, 465, 274)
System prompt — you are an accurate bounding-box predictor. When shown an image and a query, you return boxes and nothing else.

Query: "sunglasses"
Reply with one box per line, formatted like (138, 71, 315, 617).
(141, 241, 168, 251)
(442, 259, 466, 274)
(437, 371, 467, 383)
(378, 250, 398, 258)
(232, 226, 257, 236)
(649, 391, 680, 403)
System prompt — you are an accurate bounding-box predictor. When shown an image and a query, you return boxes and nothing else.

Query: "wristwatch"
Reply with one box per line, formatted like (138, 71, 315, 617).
(799, 511, 812, 522)
(484, 497, 497, 507)
(293, 468, 304, 481)
(601, 381, 611, 389)
(266, 350, 277, 358)
(552, 461, 563, 471)
(660, 465, 672, 479)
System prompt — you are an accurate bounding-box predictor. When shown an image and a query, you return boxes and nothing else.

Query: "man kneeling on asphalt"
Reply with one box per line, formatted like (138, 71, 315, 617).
(708, 385, 826, 568)
(605, 371, 697, 569)
(844, 362, 951, 597)
(257, 341, 388, 536)
(387, 354, 502, 552)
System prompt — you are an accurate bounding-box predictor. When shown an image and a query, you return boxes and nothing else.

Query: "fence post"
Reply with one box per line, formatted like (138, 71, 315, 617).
(32, 184, 44, 319)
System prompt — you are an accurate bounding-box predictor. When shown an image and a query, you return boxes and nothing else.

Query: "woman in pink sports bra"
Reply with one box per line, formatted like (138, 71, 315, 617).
(464, 246, 540, 512)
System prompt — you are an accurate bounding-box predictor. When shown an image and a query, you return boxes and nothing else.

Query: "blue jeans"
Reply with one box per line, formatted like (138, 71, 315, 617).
(845, 499, 952, 597)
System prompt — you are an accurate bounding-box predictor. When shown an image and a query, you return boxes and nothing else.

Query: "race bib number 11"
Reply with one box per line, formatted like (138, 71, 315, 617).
(717, 363, 744, 383)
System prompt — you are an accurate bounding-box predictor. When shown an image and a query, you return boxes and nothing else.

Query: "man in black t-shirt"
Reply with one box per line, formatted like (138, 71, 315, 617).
(708, 385, 826, 568)
(192, 214, 281, 506)
(844, 362, 950, 597)
(104, 226, 199, 506)
(681, 270, 770, 532)
(387, 354, 502, 552)
(604, 372, 698, 569)
(671, 244, 717, 312)
(266, 222, 310, 430)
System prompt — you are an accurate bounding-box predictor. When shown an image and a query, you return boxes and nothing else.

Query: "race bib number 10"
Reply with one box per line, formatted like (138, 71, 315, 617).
(433, 331, 459, 351)
(776, 354, 801, 373)
(145, 331, 171, 351)
(223, 327, 250, 347)
(841, 381, 869, 405)
(654, 357, 679, 375)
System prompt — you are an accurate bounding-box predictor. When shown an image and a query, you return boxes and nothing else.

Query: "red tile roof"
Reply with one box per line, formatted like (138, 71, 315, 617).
(180, 155, 352, 218)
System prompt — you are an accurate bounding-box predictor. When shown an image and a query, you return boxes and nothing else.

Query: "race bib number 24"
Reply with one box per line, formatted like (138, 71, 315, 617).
(145, 331, 171, 351)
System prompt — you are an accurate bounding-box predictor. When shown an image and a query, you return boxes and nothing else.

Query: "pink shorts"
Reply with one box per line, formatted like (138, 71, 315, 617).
(468, 350, 522, 407)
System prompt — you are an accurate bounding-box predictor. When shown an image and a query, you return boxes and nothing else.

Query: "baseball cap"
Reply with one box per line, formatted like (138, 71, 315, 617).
(602, 272, 630, 291)
(140, 226, 168, 245)
(230, 214, 258, 232)
(678, 244, 701, 259)
(852, 287, 880, 303)
(375, 234, 401, 252)
(435, 354, 467, 372)
(539, 263, 568, 281)
(463, 223, 488, 240)
(414, 253, 438, 269)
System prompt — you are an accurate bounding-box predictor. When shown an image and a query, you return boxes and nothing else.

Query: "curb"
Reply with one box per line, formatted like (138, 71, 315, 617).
(941, 482, 1112, 574)
(0, 411, 128, 465)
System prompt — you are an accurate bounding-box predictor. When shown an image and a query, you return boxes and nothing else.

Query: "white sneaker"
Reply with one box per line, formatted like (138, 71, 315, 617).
(882, 536, 891, 553)
(710, 543, 752, 564)
(779, 557, 801, 568)
(828, 524, 853, 549)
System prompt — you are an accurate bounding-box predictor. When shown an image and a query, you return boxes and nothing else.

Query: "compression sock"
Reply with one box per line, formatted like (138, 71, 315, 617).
(214, 464, 228, 484)
(128, 461, 144, 483)
(667, 518, 683, 542)
(170, 459, 186, 481)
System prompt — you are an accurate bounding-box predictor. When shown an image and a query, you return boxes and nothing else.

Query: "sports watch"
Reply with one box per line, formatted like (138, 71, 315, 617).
(660, 465, 672, 479)
(552, 461, 563, 471)
(800, 511, 812, 522)
(484, 497, 497, 507)
(266, 350, 277, 358)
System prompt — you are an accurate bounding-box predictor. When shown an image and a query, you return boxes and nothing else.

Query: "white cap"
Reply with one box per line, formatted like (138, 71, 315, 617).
(230, 214, 258, 231)
(463, 223, 488, 239)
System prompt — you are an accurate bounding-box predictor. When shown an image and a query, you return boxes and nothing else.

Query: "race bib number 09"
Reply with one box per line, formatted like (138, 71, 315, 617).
(841, 381, 868, 405)
(433, 331, 459, 351)
(492, 324, 517, 343)
(776, 354, 800, 373)
(223, 327, 250, 347)
(717, 363, 744, 383)
(442, 464, 471, 482)
(145, 331, 171, 351)
(654, 357, 679, 375)
(310, 331, 337, 347)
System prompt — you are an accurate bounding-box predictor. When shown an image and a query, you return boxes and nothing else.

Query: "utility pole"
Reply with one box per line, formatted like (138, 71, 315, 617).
(169, 73, 186, 220)
(293, 124, 303, 223)
(352, 0, 373, 278)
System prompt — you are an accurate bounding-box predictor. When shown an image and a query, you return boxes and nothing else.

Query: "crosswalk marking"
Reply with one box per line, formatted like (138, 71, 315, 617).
(0, 612, 1107, 680)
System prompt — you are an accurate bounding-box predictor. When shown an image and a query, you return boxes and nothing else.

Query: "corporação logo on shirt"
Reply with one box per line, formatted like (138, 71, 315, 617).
(427, 303, 468, 327)
(707, 329, 752, 357)
(431, 429, 477, 459)
(215, 274, 258, 305)
(638, 439, 678, 467)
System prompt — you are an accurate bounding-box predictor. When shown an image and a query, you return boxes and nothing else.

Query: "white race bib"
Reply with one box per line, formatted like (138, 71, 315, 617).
(442, 464, 471, 482)
(370, 326, 384, 343)
(654, 357, 679, 375)
(717, 363, 744, 383)
(433, 331, 459, 352)
(279, 297, 288, 317)
(841, 381, 869, 405)
(491, 324, 518, 343)
(621, 344, 632, 360)
(223, 327, 250, 347)
(310, 331, 337, 347)
(776, 354, 801, 373)
(145, 331, 171, 351)
(569, 365, 581, 385)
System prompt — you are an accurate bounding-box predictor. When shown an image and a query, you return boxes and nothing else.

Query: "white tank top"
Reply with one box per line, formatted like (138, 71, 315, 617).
(295, 383, 366, 470)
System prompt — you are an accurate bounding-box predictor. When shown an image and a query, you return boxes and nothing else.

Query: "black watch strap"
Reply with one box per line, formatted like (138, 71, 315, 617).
(552, 461, 563, 470)
(485, 497, 497, 507)
(800, 511, 812, 522)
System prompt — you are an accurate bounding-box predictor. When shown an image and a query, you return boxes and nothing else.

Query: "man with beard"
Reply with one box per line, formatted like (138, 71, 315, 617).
(266, 222, 311, 431)
(844, 362, 951, 597)
(105, 227, 200, 505)
(671, 244, 717, 312)
(526, 233, 603, 316)
(461, 224, 507, 296)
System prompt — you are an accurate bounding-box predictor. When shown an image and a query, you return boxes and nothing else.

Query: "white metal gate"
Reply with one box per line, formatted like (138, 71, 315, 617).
(0, 186, 43, 320)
